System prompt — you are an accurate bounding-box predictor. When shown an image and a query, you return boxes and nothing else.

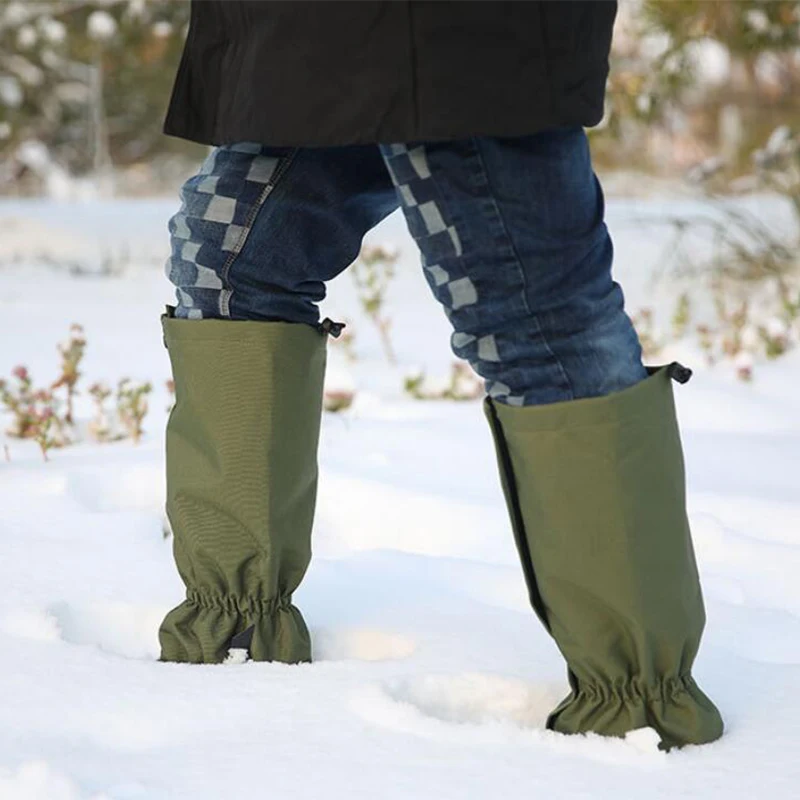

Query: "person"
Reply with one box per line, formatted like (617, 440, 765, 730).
(158, 0, 723, 750)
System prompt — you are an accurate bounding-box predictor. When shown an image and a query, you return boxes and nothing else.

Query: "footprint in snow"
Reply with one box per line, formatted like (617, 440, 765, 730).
(66, 464, 164, 514)
(48, 601, 163, 659)
(358, 672, 561, 732)
(312, 627, 417, 662)
(3, 605, 416, 665)
(354, 673, 667, 760)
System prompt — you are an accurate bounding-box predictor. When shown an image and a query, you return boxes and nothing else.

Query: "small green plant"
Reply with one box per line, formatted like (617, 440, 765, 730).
(51, 324, 87, 426)
(323, 388, 355, 413)
(116, 379, 152, 444)
(734, 352, 754, 383)
(631, 308, 663, 360)
(165, 378, 176, 413)
(0, 365, 36, 438)
(696, 324, 716, 365)
(404, 361, 483, 401)
(716, 293, 749, 360)
(446, 362, 483, 401)
(403, 372, 426, 399)
(639, 270, 800, 381)
(88, 382, 118, 443)
(32, 406, 59, 462)
(759, 319, 790, 360)
(352, 244, 399, 365)
(0, 366, 68, 445)
(671, 293, 691, 340)
(0, 325, 166, 457)
(328, 319, 358, 363)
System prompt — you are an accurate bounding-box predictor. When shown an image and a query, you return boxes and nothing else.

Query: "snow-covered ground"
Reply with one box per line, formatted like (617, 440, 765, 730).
(0, 198, 799, 799)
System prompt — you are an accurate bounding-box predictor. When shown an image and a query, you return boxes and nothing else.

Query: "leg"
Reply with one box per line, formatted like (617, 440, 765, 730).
(160, 143, 397, 663)
(166, 143, 399, 323)
(379, 130, 645, 406)
(380, 132, 723, 748)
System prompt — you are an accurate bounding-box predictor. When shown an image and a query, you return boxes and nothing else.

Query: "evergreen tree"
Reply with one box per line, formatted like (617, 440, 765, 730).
(599, 2, 800, 166)
(0, 0, 190, 180)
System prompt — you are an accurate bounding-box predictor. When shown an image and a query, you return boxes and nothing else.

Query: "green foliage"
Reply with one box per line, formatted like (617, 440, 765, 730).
(116, 377, 152, 444)
(3, 1, 800, 182)
(88, 380, 114, 441)
(0, 364, 68, 455)
(598, 1, 800, 171)
(327, 320, 357, 363)
(671, 292, 692, 339)
(0, 0, 191, 175)
(323, 389, 354, 413)
(0, 324, 157, 456)
(403, 362, 483, 402)
(630, 308, 662, 361)
(51, 323, 86, 424)
(642, 1, 800, 58)
(351, 244, 399, 365)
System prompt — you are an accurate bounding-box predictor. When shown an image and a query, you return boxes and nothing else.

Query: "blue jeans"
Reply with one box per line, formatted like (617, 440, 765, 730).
(166, 130, 646, 405)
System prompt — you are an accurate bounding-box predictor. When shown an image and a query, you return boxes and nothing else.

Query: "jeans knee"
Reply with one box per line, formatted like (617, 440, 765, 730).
(551, 284, 646, 398)
(450, 283, 645, 406)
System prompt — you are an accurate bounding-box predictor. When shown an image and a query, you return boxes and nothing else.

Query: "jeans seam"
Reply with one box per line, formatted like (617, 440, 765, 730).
(471, 137, 574, 400)
(218, 148, 300, 318)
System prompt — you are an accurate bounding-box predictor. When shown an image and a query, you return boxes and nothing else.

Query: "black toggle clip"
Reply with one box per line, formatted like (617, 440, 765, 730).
(319, 318, 346, 339)
(667, 361, 693, 384)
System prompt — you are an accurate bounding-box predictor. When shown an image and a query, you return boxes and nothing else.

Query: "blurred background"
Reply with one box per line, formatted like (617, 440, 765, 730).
(0, 0, 199, 197)
(3, 1, 800, 190)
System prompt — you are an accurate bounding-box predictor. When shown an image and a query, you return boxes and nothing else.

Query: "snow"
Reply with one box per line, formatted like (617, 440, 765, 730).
(745, 9, 770, 34)
(16, 26, 37, 50)
(39, 18, 66, 45)
(0, 77, 23, 109)
(0, 761, 107, 800)
(1, 3, 28, 27)
(8, 144, 110, 202)
(0, 197, 799, 798)
(687, 39, 732, 86)
(86, 11, 117, 41)
(151, 22, 173, 39)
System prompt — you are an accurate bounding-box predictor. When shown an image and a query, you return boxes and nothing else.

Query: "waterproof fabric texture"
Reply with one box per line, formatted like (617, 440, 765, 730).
(159, 313, 326, 664)
(484, 365, 723, 749)
(164, 0, 617, 147)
